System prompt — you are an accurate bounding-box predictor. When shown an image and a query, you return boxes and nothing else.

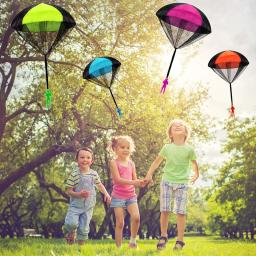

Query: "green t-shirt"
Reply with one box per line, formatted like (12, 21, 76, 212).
(159, 143, 196, 184)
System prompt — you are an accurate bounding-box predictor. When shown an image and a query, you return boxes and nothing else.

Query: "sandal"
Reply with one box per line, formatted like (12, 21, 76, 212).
(157, 236, 168, 250)
(173, 240, 185, 250)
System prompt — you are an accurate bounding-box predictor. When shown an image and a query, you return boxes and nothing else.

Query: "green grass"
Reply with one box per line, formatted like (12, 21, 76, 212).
(0, 236, 255, 256)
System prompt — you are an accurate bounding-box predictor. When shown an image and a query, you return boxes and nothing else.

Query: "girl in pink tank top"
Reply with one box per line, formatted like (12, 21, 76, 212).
(112, 159, 136, 199)
(108, 135, 145, 249)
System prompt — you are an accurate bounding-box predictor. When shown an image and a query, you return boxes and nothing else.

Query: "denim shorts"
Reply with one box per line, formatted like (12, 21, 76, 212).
(110, 196, 137, 208)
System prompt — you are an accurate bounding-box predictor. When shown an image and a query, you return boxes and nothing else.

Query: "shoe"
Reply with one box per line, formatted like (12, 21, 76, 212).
(128, 242, 138, 249)
(173, 240, 185, 250)
(157, 236, 168, 250)
(65, 230, 76, 245)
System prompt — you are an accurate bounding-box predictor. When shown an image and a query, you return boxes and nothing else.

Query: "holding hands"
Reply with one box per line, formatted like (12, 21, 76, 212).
(133, 179, 147, 187)
(132, 176, 153, 188)
(143, 174, 153, 185)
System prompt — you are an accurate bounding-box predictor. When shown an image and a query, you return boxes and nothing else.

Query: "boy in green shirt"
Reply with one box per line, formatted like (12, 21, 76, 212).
(144, 119, 199, 250)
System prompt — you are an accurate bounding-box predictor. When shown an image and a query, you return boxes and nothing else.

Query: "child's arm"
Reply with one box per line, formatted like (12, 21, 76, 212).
(131, 161, 145, 187)
(109, 160, 142, 186)
(96, 183, 111, 203)
(66, 187, 89, 198)
(131, 161, 137, 180)
(190, 160, 199, 184)
(144, 155, 164, 183)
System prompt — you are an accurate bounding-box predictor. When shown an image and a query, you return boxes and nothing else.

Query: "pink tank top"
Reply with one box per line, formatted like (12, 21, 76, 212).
(111, 160, 136, 199)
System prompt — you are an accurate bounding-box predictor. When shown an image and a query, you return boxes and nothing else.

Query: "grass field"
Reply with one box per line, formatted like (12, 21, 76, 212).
(0, 236, 255, 256)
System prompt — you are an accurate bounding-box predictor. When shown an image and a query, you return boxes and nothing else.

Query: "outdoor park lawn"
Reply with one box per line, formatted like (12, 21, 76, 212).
(0, 236, 255, 256)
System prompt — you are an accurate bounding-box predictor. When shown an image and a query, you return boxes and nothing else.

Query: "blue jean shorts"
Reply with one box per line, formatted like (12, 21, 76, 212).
(110, 196, 137, 208)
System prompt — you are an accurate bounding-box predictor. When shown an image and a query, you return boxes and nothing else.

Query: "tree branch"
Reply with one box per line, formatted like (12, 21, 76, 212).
(6, 101, 45, 122)
(0, 145, 74, 195)
(0, 56, 83, 71)
(34, 170, 69, 203)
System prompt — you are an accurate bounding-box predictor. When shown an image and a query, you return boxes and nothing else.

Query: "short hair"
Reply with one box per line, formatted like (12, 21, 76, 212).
(75, 147, 94, 160)
(167, 119, 191, 143)
(107, 135, 136, 154)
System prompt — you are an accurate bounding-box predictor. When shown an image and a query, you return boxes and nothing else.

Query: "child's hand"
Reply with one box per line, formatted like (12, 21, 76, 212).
(144, 174, 153, 185)
(139, 179, 149, 187)
(137, 179, 146, 187)
(104, 194, 111, 205)
(80, 190, 90, 198)
(133, 179, 144, 187)
(190, 174, 199, 185)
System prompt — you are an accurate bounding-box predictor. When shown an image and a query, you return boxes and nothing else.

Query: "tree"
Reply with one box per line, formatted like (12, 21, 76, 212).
(207, 117, 256, 239)
(0, 0, 213, 238)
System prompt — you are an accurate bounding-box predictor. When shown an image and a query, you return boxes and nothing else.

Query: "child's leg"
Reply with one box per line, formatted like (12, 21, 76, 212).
(157, 181, 173, 249)
(63, 207, 80, 244)
(127, 202, 140, 246)
(114, 207, 125, 247)
(159, 181, 172, 238)
(176, 213, 186, 242)
(160, 211, 169, 237)
(173, 184, 188, 248)
(77, 208, 94, 245)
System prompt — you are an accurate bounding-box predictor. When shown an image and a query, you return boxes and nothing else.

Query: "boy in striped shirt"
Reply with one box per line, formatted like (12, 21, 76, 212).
(63, 147, 111, 245)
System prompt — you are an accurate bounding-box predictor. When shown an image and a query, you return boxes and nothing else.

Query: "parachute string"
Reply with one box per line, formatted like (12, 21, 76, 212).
(161, 48, 177, 94)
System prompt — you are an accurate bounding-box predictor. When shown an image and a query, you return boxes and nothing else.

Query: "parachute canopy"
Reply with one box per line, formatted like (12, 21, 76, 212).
(156, 3, 211, 93)
(208, 50, 249, 116)
(83, 57, 122, 117)
(11, 3, 76, 109)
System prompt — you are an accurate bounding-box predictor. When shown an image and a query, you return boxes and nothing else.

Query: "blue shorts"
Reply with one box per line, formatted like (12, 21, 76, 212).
(110, 196, 137, 208)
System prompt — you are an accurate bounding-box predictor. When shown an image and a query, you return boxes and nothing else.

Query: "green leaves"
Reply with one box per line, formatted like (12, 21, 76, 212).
(207, 117, 256, 236)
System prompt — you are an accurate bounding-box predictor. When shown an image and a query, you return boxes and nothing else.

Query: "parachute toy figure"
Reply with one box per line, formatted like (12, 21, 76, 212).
(11, 3, 76, 109)
(208, 51, 249, 117)
(83, 57, 122, 117)
(156, 3, 211, 93)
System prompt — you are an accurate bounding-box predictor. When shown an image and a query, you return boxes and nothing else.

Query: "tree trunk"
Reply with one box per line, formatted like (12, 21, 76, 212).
(108, 219, 115, 239)
(250, 225, 255, 240)
(245, 229, 249, 239)
(89, 220, 97, 239)
(96, 208, 112, 239)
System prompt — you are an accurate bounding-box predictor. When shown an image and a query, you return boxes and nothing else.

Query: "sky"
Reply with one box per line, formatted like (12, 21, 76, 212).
(158, 0, 256, 185)
(161, 0, 256, 119)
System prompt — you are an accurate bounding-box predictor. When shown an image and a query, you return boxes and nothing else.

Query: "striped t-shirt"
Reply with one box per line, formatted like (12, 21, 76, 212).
(65, 168, 101, 188)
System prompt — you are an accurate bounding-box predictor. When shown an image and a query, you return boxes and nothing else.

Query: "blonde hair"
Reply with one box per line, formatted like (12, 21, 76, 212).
(167, 119, 191, 143)
(107, 135, 136, 155)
